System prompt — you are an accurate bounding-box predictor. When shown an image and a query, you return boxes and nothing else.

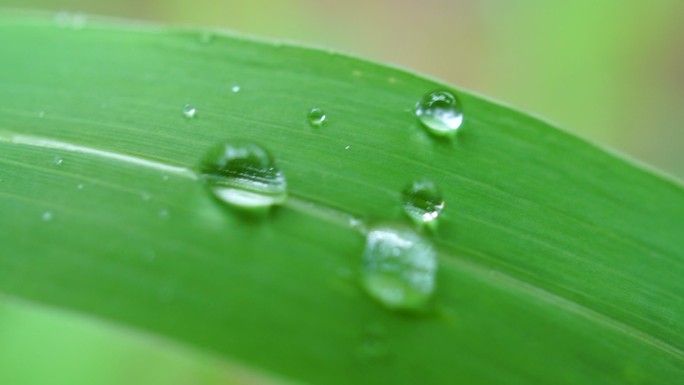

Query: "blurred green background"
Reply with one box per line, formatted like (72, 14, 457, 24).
(0, 0, 682, 383)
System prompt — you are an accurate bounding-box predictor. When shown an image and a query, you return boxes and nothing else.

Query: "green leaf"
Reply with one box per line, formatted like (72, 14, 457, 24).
(0, 14, 682, 384)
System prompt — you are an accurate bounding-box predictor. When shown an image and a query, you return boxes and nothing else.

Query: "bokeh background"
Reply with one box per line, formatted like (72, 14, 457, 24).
(0, 0, 682, 383)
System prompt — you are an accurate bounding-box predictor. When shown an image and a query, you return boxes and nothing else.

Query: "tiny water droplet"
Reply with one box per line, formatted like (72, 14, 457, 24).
(54, 12, 86, 29)
(159, 209, 170, 219)
(356, 323, 389, 362)
(415, 90, 463, 136)
(77, 183, 85, 190)
(53, 157, 63, 166)
(307, 108, 326, 127)
(42, 212, 53, 221)
(199, 31, 214, 44)
(182, 104, 197, 118)
(401, 180, 444, 227)
(199, 141, 287, 209)
(344, 145, 351, 150)
(361, 226, 437, 311)
(231, 85, 241, 93)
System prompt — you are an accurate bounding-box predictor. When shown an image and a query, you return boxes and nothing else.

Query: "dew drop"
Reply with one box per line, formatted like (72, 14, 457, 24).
(361, 226, 437, 311)
(307, 108, 326, 127)
(182, 104, 197, 118)
(357, 324, 389, 362)
(77, 183, 85, 190)
(42, 211, 53, 221)
(401, 180, 444, 227)
(231, 85, 241, 93)
(199, 31, 214, 44)
(53, 157, 63, 166)
(159, 209, 170, 219)
(415, 90, 463, 136)
(199, 141, 287, 209)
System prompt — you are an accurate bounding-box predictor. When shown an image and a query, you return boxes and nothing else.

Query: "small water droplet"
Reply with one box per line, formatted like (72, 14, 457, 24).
(77, 183, 85, 190)
(54, 11, 86, 29)
(344, 145, 351, 150)
(307, 108, 326, 127)
(42, 212, 53, 221)
(356, 324, 389, 362)
(199, 141, 287, 209)
(182, 104, 197, 118)
(53, 157, 63, 166)
(70, 13, 87, 29)
(231, 85, 241, 93)
(415, 90, 463, 136)
(143, 248, 156, 262)
(159, 209, 170, 219)
(199, 31, 214, 44)
(361, 226, 437, 311)
(158, 286, 175, 302)
(401, 180, 444, 227)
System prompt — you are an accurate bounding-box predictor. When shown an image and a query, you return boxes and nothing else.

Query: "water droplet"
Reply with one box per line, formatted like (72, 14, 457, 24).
(42, 212, 53, 221)
(401, 180, 444, 227)
(199, 141, 287, 209)
(53, 157, 63, 166)
(231, 85, 241, 93)
(54, 12, 86, 29)
(344, 145, 351, 150)
(199, 31, 214, 44)
(415, 90, 463, 136)
(159, 209, 170, 219)
(70, 13, 87, 29)
(361, 226, 437, 311)
(77, 183, 85, 190)
(182, 104, 197, 118)
(357, 325, 389, 362)
(307, 108, 326, 127)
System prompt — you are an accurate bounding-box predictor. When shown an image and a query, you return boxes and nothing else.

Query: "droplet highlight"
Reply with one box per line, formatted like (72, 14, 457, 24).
(182, 104, 197, 118)
(199, 141, 287, 209)
(307, 108, 326, 127)
(415, 90, 463, 136)
(401, 180, 444, 227)
(361, 226, 437, 311)
(42, 212, 53, 221)
(231, 85, 241, 93)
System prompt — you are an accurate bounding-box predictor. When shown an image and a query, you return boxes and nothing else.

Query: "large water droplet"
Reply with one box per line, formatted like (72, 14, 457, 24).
(402, 180, 444, 227)
(307, 108, 326, 127)
(182, 104, 197, 118)
(199, 141, 287, 209)
(415, 90, 463, 136)
(361, 226, 437, 311)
